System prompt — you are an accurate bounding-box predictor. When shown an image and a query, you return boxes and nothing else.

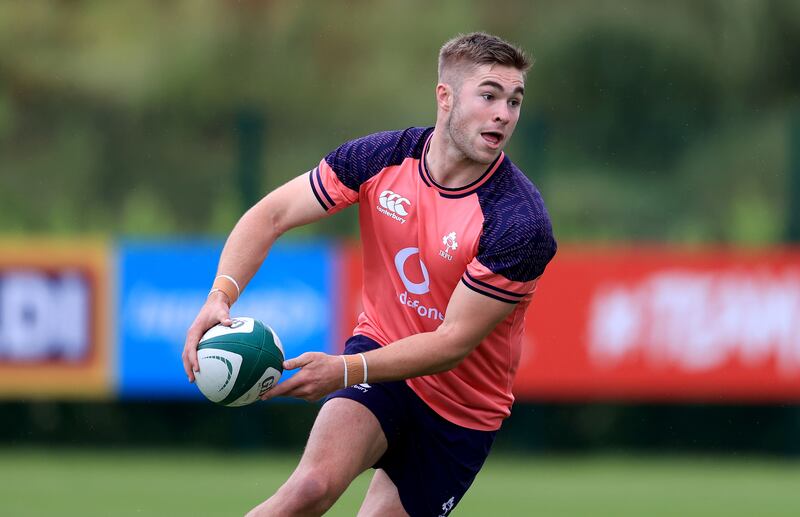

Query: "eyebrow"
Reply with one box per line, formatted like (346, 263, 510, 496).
(478, 80, 525, 96)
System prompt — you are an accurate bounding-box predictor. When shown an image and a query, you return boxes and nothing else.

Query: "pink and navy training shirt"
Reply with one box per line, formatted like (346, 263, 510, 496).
(310, 127, 557, 431)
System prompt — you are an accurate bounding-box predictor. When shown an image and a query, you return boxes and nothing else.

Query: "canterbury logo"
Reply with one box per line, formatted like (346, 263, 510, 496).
(379, 190, 410, 216)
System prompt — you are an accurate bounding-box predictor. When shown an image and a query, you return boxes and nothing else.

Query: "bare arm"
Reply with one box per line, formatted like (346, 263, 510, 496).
(264, 280, 516, 401)
(182, 171, 329, 381)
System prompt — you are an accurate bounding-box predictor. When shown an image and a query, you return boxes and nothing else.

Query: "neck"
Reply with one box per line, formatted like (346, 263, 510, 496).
(426, 125, 497, 189)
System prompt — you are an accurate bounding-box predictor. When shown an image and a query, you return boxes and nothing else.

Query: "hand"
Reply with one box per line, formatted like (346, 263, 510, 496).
(182, 290, 232, 382)
(262, 352, 344, 402)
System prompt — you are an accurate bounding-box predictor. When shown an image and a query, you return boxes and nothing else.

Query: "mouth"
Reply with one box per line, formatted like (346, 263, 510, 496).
(480, 131, 504, 149)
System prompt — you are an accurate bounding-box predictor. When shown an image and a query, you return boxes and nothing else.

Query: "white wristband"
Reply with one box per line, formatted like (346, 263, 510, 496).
(341, 355, 348, 388)
(358, 353, 368, 384)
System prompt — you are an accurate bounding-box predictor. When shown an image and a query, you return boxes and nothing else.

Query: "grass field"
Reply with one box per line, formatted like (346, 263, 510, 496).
(1, 449, 799, 516)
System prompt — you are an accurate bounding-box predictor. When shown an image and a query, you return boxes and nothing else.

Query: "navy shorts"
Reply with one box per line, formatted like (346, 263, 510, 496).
(325, 335, 497, 517)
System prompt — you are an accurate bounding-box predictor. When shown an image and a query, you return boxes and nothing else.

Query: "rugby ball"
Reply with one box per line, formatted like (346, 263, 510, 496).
(194, 317, 284, 407)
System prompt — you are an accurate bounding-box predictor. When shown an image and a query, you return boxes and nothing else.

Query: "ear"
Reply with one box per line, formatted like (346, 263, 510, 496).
(436, 83, 453, 112)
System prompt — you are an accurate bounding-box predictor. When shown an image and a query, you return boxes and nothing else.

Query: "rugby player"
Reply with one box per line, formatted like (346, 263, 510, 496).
(183, 32, 557, 516)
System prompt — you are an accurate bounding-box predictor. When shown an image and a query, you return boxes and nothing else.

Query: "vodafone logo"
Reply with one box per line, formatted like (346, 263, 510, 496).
(377, 190, 410, 224)
(394, 247, 429, 294)
(393, 247, 445, 321)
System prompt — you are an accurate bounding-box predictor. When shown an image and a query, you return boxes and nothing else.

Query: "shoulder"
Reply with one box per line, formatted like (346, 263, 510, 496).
(475, 159, 557, 281)
(324, 127, 431, 191)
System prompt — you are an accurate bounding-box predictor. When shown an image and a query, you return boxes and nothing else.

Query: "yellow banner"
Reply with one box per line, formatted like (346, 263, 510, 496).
(0, 239, 112, 399)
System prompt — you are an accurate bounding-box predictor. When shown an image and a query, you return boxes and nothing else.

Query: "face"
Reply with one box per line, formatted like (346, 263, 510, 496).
(444, 64, 525, 164)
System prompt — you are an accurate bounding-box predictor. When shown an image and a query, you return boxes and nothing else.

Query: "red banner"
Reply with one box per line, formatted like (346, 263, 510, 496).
(339, 244, 800, 402)
(517, 246, 800, 401)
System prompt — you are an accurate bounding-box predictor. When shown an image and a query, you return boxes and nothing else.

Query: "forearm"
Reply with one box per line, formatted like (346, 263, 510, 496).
(216, 204, 280, 295)
(262, 284, 515, 401)
(336, 284, 517, 387)
(213, 174, 329, 301)
(346, 325, 473, 385)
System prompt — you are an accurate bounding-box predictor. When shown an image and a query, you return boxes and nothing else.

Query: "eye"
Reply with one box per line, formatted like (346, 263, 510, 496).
(509, 99, 521, 107)
(481, 93, 494, 101)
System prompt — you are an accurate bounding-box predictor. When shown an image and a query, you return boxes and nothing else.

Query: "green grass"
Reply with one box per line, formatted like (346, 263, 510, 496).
(1, 449, 799, 516)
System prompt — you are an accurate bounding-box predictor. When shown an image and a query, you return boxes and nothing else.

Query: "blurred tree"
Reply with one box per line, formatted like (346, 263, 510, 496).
(788, 111, 800, 242)
(0, 0, 797, 243)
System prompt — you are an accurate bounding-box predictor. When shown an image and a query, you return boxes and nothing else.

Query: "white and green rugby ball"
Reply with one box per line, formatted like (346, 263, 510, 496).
(194, 317, 284, 407)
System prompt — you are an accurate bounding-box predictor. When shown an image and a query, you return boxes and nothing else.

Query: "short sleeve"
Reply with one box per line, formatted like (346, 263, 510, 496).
(310, 129, 428, 213)
(309, 160, 359, 214)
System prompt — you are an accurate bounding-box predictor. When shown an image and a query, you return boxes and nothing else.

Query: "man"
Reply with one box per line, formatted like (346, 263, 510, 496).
(183, 32, 556, 516)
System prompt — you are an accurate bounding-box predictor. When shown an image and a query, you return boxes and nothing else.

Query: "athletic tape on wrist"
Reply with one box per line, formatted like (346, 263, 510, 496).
(210, 275, 241, 305)
(216, 275, 241, 298)
(341, 355, 348, 388)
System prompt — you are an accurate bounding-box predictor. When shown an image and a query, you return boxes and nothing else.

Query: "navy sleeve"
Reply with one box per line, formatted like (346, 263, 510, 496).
(475, 165, 557, 283)
(323, 128, 429, 192)
(477, 216, 557, 283)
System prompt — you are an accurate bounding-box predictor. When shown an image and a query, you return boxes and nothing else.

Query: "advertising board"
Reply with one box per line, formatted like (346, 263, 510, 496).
(118, 240, 339, 399)
(0, 240, 111, 398)
(516, 247, 800, 401)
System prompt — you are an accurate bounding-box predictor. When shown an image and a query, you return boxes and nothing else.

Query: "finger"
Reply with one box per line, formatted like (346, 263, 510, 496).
(189, 340, 199, 376)
(183, 328, 203, 382)
(262, 376, 300, 400)
(182, 342, 193, 380)
(181, 350, 192, 381)
(283, 352, 316, 371)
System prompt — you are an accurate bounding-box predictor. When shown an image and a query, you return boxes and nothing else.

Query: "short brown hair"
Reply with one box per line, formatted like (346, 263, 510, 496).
(438, 32, 531, 83)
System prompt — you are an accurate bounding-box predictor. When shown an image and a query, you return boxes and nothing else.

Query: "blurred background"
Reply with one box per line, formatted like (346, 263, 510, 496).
(1, 1, 800, 515)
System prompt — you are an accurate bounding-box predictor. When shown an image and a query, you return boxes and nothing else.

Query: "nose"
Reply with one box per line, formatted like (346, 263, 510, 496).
(493, 105, 510, 125)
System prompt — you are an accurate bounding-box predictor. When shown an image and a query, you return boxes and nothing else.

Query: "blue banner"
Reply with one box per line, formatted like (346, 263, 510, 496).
(117, 239, 338, 399)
